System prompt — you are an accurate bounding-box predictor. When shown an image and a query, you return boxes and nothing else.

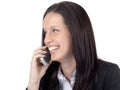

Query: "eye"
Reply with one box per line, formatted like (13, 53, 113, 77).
(52, 29, 59, 33)
(43, 30, 47, 35)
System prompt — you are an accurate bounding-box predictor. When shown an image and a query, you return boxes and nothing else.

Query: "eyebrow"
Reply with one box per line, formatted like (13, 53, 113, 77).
(50, 26, 67, 29)
(43, 26, 67, 32)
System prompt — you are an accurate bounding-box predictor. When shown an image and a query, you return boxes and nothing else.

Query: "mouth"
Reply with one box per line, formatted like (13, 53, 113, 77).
(48, 45, 59, 54)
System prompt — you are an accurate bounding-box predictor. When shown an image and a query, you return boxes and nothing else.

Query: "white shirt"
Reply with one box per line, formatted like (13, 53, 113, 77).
(57, 69, 76, 90)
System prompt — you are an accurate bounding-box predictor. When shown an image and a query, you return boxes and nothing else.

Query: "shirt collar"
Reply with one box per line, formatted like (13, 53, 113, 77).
(57, 67, 76, 81)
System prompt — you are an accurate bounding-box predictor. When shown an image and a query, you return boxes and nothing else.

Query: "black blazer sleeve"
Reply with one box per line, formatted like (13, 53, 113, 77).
(95, 60, 120, 90)
(104, 64, 120, 90)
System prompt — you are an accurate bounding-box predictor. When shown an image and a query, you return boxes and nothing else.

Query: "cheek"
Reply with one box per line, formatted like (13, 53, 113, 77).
(62, 38, 72, 51)
(57, 32, 72, 50)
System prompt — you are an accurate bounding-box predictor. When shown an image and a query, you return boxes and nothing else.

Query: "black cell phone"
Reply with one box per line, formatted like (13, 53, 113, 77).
(40, 47, 51, 66)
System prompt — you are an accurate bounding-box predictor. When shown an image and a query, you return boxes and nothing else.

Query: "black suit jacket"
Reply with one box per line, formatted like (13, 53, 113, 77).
(26, 60, 120, 90)
(94, 60, 120, 90)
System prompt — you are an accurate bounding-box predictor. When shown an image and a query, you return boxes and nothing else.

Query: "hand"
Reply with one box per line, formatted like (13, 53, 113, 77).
(28, 46, 50, 90)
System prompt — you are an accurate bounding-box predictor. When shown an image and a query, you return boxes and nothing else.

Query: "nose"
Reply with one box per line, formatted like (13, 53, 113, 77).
(44, 33, 53, 45)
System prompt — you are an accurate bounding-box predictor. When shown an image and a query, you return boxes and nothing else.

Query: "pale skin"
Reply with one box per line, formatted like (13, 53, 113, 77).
(28, 12, 76, 90)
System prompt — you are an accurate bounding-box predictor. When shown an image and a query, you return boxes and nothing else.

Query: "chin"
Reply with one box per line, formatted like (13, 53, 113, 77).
(51, 57, 64, 64)
(51, 56, 60, 62)
(51, 58, 58, 61)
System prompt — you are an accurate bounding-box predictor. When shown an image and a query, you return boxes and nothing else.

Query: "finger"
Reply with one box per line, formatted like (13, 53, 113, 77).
(33, 54, 45, 59)
(34, 50, 47, 56)
(33, 47, 48, 55)
(34, 46, 47, 52)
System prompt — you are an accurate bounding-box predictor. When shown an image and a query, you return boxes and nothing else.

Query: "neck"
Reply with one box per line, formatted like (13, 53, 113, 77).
(60, 56, 76, 80)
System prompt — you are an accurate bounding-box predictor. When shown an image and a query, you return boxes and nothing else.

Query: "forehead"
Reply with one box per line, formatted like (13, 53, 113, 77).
(43, 12, 66, 29)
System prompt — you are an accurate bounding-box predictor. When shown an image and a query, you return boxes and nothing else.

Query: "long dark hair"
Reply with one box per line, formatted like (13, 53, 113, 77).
(41, 1, 98, 90)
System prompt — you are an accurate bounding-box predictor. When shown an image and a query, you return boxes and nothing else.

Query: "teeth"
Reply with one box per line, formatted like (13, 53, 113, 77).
(48, 46, 59, 51)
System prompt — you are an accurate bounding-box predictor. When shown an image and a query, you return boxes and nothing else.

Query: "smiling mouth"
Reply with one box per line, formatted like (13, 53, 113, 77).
(48, 46, 59, 53)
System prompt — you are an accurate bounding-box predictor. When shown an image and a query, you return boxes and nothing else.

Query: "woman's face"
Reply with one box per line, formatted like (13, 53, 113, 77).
(43, 12, 74, 63)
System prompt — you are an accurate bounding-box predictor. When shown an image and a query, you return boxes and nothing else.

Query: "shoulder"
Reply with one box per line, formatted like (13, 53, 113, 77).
(95, 59, 120, 90)
(97, 59, 120, 79)
(97, 59, 120, 74)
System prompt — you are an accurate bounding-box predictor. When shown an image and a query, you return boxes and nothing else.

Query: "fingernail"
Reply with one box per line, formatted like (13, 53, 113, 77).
(41, 55, 45, 58)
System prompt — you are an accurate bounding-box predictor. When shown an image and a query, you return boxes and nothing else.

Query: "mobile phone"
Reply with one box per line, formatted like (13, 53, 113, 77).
(40, 47, 51, 66)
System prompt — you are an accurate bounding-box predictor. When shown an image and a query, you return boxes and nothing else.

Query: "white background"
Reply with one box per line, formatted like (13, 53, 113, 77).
(0, 0, 120, 90)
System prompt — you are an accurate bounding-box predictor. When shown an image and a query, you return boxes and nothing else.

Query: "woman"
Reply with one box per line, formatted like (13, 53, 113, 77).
(27, 1, 120, 90)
